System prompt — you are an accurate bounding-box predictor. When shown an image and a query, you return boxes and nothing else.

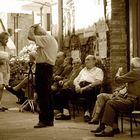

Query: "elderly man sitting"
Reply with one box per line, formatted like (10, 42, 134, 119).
(54, 58, 83, 120)
(89, 84, 127, 134)
(93, 57, 140, 137)
(73, 55, 104, 122)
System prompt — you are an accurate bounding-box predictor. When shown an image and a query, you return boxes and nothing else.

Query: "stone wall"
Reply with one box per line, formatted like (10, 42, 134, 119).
(106, 0, 129, 89)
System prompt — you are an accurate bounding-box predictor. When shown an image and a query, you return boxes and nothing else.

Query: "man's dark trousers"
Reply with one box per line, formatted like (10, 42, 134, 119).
(35, 63, 54, 124)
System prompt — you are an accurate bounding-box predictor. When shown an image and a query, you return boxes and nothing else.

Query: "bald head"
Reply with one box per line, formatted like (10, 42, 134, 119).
(85, 55, 96, 60)
(131, 57, 140, 68)
(85, 55, 96, 69)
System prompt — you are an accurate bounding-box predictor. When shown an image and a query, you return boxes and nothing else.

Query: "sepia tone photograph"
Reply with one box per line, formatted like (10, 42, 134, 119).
(0, 0, 140, 139)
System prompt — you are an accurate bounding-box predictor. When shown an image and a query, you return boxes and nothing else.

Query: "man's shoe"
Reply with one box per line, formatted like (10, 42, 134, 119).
(2, 107, 8, 110)
(0, 107, 8, 112)
(94, 130, 114, 137)
(84, 115, 91, 122)
(0, 108, 5, 112)
(113, 128, 120, 134)
(91, 124, 105, 133)
(46, 122, 54, 126)
(55, 114, 71, 120)
(88, 118, 99, 124)
(5, 86, 18, 95)
(34, 122, 53, 128)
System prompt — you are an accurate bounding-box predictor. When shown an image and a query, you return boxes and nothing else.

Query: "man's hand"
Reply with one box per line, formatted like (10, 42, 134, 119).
(63, 82, 69, 88)
(116, 67, 123, 77)
(29, 52, 36, 62)
(75, 85, 81, 93)
(31, 23, 40, 28)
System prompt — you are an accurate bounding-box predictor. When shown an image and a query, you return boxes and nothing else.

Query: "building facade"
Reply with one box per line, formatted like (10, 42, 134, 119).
(58, 0, 140, 91)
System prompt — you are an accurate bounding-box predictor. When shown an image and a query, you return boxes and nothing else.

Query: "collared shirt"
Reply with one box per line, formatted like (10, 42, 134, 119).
(73, 66, 104, 85)
(34, 34, 58, 65)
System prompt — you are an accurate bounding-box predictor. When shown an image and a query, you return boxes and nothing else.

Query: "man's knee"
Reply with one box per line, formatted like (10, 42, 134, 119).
(0, 84, 4, 89)
(97, 93, 110, 100)
(106, 99, 116, 107)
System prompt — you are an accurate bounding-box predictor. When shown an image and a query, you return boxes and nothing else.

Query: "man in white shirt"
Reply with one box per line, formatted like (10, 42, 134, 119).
(73, 55, 104, 122)
(28, 24, 58, 128)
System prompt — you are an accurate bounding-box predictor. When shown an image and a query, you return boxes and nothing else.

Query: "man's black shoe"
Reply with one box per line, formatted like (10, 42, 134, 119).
(113, 128, 120, 134)
(55, 114, 71, 120)
(91, 124, 105, 133)
(2, 107, 8, 110)
(0, 107, 8, 112)
(94, 130, 114, 137)
(0, 108, 5, 112)
(34, 122, 53, 128)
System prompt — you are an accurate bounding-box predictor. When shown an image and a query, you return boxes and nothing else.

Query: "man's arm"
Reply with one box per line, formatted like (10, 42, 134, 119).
(81, 79, 102, 91)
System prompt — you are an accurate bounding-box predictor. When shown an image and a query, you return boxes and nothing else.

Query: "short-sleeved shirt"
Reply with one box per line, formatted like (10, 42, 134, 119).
(34, 34, 58, 65)
(74, 66, 104, 85)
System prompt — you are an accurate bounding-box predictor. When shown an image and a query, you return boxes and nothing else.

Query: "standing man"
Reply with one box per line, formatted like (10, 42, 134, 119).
(0, 32, 10, 112)
(28, 24, 58, 128)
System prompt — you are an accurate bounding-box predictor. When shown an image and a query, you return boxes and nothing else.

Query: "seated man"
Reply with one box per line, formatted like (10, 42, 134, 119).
(94, 57, 140, 137)
(6, 76, 30, 104)
(51, 56, 73, 93)
(89, 84, 127, 124)
(6, 51, 65, 104)
(53, 51, 66, 78)
(5, 62, 35, 104)
(73, 55, 104, 122)
(89, 84, 127, 134)
(54, 58, 83, 120)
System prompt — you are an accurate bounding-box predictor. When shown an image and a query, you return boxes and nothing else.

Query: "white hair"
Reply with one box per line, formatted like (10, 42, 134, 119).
(131, 57, 140, 68)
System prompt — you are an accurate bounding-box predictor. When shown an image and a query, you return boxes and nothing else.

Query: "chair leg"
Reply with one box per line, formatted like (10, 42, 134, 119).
(130, 113, 133, 137)
(72, 104, 76, 119)
(121, 113, 123, 133)
(133, 115, 138, 127)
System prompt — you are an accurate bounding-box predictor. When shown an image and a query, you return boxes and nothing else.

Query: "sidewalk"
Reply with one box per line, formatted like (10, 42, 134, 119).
(0, 90, 140, 140)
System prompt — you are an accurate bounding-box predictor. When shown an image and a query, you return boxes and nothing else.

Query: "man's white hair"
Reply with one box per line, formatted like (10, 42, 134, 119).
(131, 57, 140, 68)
